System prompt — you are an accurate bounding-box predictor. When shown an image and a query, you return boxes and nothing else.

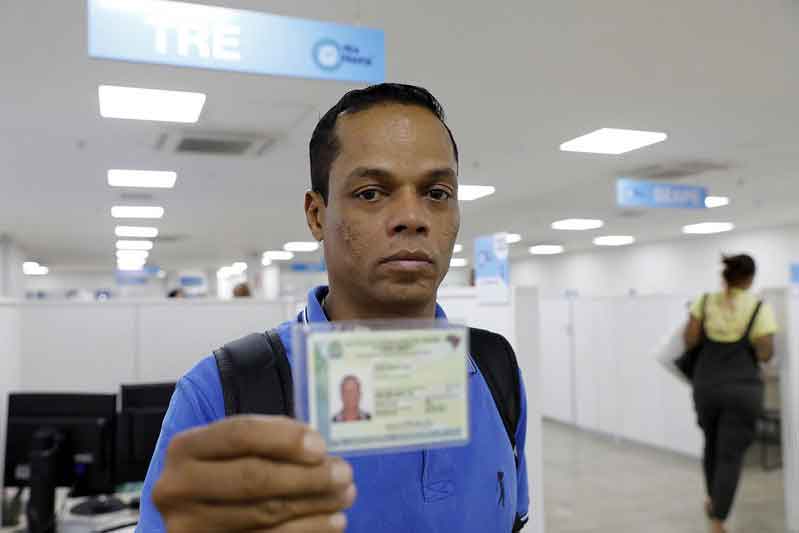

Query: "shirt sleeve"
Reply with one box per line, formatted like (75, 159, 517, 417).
(689, 295, 705, 320)
(751, 302, 779, 340)
(514, 367, 530, 524)
(136, 370, 223, 533)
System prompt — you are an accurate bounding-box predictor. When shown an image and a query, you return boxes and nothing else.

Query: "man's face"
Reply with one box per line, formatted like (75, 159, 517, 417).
(341, 379, 361, 410)
(313, 104, 460, 310)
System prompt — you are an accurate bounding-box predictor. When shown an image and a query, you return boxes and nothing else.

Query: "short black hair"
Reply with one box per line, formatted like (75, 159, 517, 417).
(722, 254, 756, 286)
(309, 83, 459, 203)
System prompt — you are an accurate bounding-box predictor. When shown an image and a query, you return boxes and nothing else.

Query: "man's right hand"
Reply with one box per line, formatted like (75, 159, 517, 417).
(152, 415, 356, 532)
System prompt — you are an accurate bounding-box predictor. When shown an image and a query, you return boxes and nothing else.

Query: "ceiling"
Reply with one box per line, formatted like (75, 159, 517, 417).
(1, 0, 798, 272)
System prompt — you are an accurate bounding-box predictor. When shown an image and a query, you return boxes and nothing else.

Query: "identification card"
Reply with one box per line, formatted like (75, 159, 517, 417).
(293, 322, 470, 455)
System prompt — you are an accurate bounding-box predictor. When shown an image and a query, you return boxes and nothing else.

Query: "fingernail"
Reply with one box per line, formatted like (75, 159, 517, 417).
(344, 484, 357, 503)
(303, 431, 326, 455)
(331, 462, 352, 485)
(330, 513, 347, 529)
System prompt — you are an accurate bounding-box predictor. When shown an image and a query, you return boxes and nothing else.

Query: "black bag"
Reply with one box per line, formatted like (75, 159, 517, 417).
(674, 293, 707, 380)
(214, 326, 528, 532)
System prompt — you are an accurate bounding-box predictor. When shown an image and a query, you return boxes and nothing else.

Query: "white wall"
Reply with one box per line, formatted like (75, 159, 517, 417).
(440, 267, 470, 288)
(0, 236, 26, 299)
(512, 224, 799, 296)
(25, 271, 168, 299)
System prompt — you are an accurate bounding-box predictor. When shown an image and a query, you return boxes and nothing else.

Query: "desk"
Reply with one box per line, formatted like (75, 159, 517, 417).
(1, 490, 138, 533)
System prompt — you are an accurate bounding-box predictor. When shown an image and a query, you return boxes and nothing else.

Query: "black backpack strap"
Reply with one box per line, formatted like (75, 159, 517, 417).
(468, 328, 521, 455)
(743, 300, 764, 340)
(213, 329, 293, 417)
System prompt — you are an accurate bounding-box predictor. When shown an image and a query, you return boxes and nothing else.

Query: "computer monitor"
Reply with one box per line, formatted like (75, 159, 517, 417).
(3, 393, 119, 529)
(4, 393, 117, 495)
(116, 383, 175, 483)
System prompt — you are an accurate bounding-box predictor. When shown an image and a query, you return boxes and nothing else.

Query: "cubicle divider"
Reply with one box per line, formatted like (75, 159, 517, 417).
(438, 286, 545, 533)
(767, 289, 799, 533)
(539, 293, 706, 458)
(14, 299, 293, 391)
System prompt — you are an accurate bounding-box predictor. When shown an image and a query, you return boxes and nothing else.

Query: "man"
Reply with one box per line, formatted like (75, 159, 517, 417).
(139, 83, 529, 532)
(332, 375, 371, 423)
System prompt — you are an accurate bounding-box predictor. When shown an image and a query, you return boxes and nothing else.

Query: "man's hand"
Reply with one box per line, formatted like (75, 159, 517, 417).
(152, 416, 356, 532)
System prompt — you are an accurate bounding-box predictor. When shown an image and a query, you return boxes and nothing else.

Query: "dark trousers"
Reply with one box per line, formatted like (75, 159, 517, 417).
(694, 384, 763, 521)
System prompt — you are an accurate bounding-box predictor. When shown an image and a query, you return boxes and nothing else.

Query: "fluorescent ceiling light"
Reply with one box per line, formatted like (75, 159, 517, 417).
(505, 233, 522, 244)
(705, 196, 730, 209)
(108, 169, 177, 189)
(111, 206, 164, 219)
(560, 128, 667, 155)
(552, 218, 604, 231)
(593, 235, 636, 247)
(453, 244, 463, 254)
(23, 262, 49, 276)
(98, 85, 206, 123)
(232, 262, 248, 273)
(450, 258, 469, 268)
(682, 222, 735, 235)
(284, 241, 319, 253)
(459, 185, 496, 201)
(529, 245, 565, 255)
(116, 250, 149, 259)
(115, 226, 159, 238)
(263, 250, 294, 261)
(116, 240, 154, 251)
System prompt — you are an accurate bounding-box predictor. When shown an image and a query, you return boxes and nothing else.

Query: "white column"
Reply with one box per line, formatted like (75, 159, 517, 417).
(783, 291, 799, 533)
(263, 264, 281, 300)
(0, 235, 26, 299)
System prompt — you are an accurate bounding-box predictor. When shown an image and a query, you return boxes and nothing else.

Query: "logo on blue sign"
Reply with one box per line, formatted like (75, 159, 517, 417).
(313, 39, 342, 70)
(313, 38, 374, 71)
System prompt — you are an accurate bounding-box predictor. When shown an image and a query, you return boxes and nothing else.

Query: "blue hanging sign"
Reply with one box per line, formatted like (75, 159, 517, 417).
(116, 270, 148, 285)
(474, 234, 510, 303)
(88, 0, 385, 83)
(617, 178, 707, 209)
(791, 263, 799, 285)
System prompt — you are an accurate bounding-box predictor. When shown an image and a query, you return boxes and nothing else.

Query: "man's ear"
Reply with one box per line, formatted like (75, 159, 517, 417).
(305, 190, 325, 241)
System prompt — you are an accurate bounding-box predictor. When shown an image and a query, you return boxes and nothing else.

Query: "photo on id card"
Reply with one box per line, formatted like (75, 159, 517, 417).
(292, 320, 470, 456)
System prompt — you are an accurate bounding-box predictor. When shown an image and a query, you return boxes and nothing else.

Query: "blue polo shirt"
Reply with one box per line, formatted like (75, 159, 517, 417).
(138, 286, 530, 532)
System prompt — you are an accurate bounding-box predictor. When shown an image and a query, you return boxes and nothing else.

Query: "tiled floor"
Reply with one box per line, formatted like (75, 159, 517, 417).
(542, 421, 786, 532)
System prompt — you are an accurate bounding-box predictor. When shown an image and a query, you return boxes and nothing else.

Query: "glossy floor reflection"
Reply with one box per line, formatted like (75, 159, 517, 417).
(542, 420, 786, 533)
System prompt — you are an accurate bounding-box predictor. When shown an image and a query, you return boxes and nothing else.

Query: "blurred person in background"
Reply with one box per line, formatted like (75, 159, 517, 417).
(683, 254, 778, 533)
(167, 288, 184, 298)
(233, 282, 251, 298)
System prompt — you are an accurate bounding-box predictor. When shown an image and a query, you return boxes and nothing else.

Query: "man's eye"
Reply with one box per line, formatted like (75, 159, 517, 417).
(356, 189, 384, 202)
(428, 188, 452, 201)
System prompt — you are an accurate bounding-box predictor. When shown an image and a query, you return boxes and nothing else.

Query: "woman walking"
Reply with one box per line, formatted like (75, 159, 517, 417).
(683, 254, 778, 533)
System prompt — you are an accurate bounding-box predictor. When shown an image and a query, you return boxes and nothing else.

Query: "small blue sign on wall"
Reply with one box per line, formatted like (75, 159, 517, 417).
(290, 261, 327, 273)
(88, 0, 385, 83)
(617, 178, 707, 209)
(791, 263, 799, 285)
